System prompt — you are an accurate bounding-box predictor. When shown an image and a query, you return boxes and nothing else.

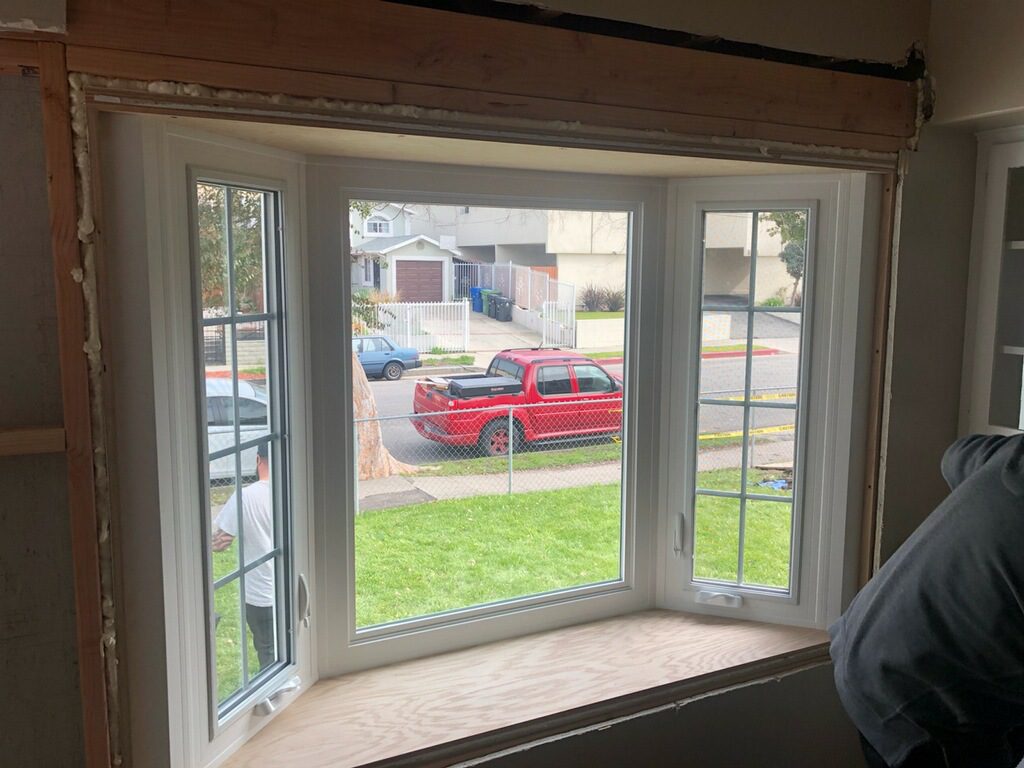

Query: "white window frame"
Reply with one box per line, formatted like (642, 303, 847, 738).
(308, 158, 666, 675)
(112, 120, 315, 767)
(659, 175, 874, 628)
(105, 118, 879, 766)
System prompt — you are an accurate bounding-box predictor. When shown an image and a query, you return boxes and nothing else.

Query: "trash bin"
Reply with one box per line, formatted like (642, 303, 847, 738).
(470, 286, 483, 313)
(494, 295, 513, 322)
(481, 289, 499, 316)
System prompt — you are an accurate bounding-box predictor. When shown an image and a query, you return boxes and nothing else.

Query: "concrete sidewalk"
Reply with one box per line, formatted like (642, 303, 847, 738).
(358, 441, 794, 511)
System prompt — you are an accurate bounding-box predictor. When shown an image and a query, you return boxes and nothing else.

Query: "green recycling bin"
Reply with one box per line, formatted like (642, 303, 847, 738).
(481, 289, 499, 315)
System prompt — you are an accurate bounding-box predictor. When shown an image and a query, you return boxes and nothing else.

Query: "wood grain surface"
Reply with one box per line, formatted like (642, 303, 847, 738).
(224, 611, 827, 768)
(0, 426, 66, 456)
(39, 40, 112, 768)
(63, 0, 917, 147)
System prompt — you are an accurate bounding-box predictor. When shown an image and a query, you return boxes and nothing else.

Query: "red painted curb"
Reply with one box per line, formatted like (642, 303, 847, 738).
(701, 348, 780, 360)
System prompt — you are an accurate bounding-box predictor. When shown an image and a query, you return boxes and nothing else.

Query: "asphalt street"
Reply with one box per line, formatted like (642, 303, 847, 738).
(367, 355, 797, 465)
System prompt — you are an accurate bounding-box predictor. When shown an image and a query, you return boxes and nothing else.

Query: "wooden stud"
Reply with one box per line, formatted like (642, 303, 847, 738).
(0, 427, 66, 456)
(39, 41, 112, 768)
(859, 171, 898, 585)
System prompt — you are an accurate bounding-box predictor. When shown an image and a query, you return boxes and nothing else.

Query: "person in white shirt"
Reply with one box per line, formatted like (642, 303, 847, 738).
(212, 442, 276, 670)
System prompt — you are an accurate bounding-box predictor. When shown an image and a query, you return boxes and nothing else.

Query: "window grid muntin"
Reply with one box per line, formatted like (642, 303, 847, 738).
(691, 207, 809, 594)
(193, 181, 292, 723)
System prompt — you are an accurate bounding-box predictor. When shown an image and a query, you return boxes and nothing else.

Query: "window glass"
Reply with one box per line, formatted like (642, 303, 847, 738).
(350, 201, 629, 632)
(195, 181, 288, 717)
(536, 365, 572, 396)
(691, 208, 809, 594)
(574, 364, 614, 393)
(352, 338, 362, 354)
(487, 358, 525, 380)
(362, 337, 382, 353)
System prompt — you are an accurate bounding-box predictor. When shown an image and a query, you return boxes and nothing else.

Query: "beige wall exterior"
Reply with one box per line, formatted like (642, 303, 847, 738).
(556, 252, 627, 292)
(547, 210, 628, 255)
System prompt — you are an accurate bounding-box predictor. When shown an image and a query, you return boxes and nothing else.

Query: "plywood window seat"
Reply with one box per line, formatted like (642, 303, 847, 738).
(223, 610, 828, 767)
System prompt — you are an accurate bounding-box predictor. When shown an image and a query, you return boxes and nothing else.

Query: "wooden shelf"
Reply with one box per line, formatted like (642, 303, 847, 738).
(0, 426, 66, 457)
(223, 611, 826, 768)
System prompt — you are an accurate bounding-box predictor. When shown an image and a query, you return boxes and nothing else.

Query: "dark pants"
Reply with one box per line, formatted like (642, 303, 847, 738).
(245, 603, 276, 670)
(861, 731, 1024, 768)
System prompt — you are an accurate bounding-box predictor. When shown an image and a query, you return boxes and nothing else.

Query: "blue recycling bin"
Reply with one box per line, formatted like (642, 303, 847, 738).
(470, 286, 483, 313)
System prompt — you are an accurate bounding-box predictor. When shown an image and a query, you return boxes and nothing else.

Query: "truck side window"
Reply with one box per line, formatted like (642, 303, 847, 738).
(537, 365, 572, 396)
(574, 364, 614, 393)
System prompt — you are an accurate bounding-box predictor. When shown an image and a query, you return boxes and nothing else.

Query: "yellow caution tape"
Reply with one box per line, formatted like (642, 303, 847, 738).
(699, 423, 794, 441)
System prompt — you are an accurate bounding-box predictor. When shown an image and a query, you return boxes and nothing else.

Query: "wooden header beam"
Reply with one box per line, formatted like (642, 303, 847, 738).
(64, 0, 918, 152)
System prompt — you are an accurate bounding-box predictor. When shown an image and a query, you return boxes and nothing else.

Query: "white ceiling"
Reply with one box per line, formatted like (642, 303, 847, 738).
(167, 116, 833, 178)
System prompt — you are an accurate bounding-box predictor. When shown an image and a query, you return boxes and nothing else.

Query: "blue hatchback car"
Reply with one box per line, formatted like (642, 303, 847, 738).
(352, 335, 422, 380)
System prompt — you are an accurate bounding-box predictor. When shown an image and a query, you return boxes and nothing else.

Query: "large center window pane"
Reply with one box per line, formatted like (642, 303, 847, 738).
(348, 202, 630, 629)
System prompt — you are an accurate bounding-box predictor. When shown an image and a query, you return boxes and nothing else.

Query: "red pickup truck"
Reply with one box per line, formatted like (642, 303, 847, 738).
(412, 348, 623, 456)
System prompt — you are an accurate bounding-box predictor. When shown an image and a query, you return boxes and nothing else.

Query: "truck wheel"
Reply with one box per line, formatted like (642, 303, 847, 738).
(382, 361, 403, 381)
(479, 419, 519, 457)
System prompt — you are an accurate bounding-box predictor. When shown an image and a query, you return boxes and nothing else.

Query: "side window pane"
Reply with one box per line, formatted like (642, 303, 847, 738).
(537, 365, 571, 396)
(574, 364, 614, 393)
(195, 181, 288, 717)
(691, 208, 809, 594)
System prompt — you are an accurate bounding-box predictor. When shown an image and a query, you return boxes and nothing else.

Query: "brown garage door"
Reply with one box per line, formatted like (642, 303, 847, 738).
(395, 260, 443, 302)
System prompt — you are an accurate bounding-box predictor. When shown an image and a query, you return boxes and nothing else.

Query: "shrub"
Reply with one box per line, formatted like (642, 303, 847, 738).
(580, 283, 606, 312)
(758, 295, 785, 308)
(602, 286, 626, 312)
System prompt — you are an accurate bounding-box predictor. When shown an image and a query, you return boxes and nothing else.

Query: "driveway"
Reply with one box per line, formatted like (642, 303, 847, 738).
(466, 311, 541, 352)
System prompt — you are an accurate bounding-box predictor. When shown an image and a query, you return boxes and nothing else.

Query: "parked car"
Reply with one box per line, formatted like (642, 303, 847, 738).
(206, 377, 269, 482)
(412, 348, 623, 456)
(353, 335, 422, 381)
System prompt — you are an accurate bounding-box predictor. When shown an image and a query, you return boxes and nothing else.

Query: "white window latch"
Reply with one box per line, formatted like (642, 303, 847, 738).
(298, 573, 311, 628)
(695, 590, 743, 608)
(254, 675, 302, 716)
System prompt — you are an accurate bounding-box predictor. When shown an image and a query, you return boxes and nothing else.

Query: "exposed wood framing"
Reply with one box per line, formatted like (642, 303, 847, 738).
(63, 0, 919, 152)
(66, 46, 911, 156)
(39, 40, 112, 768)
(0, 427, 66, 456)
(0, 36, 39, 66)
(860, 170, 900, 584)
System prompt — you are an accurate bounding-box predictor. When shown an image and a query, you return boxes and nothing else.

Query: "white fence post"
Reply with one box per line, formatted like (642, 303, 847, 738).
(463, 298, 470, 351)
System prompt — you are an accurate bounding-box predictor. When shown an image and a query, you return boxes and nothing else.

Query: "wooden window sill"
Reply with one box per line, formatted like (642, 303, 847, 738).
(223, 610, 828, 768)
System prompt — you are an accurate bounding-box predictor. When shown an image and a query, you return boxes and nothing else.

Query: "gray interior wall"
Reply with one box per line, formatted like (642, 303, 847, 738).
(0, 73, 83, 767)
(877, 126, 978, 562)
(482, 664, 861, 768)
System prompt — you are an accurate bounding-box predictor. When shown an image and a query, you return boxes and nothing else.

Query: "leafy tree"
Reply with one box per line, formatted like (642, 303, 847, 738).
(762, 211, 807, 305)
(197, 184, 267, 314)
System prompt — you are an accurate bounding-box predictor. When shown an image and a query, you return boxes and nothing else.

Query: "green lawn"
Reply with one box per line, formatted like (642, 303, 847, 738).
(212, 540, 263, 704)
(355, 484, 622, 627)
(576, 311, 625, 320)
(421, 354, 476, 366)
(411, 441, 622, 477)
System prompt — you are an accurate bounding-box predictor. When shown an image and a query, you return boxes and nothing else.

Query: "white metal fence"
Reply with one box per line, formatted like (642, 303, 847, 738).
(373, 299, 470, 353)
(453, 262, 576, 314)
(454, 262, 576, 347)
(542, 301, 576, 347)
